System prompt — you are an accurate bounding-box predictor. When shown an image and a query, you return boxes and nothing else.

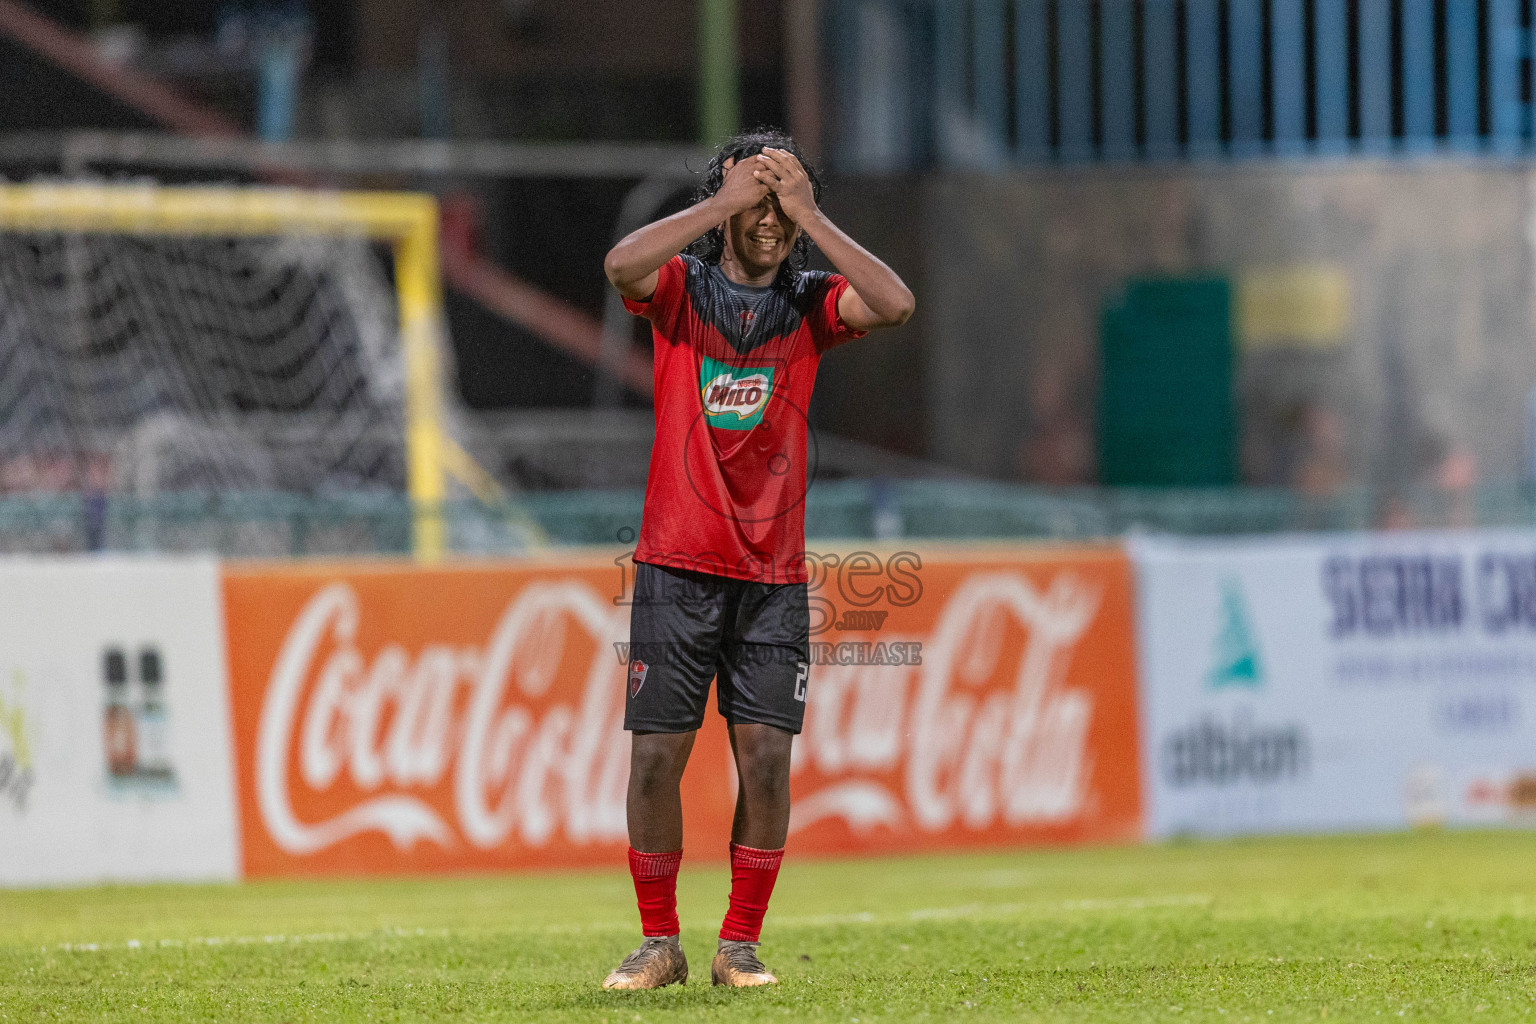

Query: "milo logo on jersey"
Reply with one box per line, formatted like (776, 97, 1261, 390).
(699, 355, 775, 430)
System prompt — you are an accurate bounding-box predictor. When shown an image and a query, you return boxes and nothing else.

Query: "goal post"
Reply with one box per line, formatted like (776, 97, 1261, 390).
(0, 182, 456, 560)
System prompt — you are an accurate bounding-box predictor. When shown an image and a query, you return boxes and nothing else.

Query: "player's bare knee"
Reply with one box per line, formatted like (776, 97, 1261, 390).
(736, 748, 791, 805)
(629, 733, 693, 794)
(628, 753, 684, 794)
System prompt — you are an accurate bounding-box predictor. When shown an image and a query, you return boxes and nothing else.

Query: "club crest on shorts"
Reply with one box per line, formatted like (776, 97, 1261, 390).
(628, 659, 649, 699)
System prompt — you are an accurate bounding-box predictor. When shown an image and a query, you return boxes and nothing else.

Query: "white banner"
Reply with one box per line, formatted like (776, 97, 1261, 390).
(0, 558, 238, 886)
(1134, 531, 1536, 837)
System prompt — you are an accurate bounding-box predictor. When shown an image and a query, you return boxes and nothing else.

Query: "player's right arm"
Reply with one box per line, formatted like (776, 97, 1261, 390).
(603, 157, 771, 301)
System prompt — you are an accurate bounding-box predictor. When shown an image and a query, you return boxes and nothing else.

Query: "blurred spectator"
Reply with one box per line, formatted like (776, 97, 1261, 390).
(217, 1, 312, 140)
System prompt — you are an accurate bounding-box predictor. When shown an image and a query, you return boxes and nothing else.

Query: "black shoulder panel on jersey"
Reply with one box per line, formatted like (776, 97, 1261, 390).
(681, 256, 832, 354)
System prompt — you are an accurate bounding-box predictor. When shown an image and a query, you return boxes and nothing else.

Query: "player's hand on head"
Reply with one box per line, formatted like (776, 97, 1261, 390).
(755, 149, 818, 223)
(718, 155, 772, 215)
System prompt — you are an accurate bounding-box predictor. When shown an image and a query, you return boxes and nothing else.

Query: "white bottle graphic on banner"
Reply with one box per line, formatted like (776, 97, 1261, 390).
(135, 646, 176, 788)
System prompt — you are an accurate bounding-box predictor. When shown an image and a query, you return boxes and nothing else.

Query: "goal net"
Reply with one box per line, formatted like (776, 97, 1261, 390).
(0, 183, 475, 559)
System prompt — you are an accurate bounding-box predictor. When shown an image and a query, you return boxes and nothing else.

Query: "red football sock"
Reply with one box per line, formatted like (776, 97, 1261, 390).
(628, 847, 683, 937)
(719, 843, 785, 943)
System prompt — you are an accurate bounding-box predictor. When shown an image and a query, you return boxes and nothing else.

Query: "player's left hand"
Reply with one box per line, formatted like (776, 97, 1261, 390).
(754, 149, 818, 224)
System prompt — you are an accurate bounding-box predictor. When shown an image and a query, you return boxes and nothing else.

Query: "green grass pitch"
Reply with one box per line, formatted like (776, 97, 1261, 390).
(3, 830, 1536, 1022)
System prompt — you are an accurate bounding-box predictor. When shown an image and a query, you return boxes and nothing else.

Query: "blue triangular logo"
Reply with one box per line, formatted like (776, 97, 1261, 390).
(1208, 578, 1263, 689)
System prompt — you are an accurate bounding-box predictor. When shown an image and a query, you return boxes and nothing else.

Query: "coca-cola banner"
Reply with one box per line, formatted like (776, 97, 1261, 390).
(221, 545, 1144, 877)
(0, 557, 239, 886)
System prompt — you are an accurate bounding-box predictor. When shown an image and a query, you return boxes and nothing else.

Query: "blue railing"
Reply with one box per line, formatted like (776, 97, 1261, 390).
(828, 0, 1536, 169)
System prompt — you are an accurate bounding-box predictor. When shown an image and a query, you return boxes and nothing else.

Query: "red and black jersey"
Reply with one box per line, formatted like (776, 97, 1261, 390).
(623, 254, 866, 584)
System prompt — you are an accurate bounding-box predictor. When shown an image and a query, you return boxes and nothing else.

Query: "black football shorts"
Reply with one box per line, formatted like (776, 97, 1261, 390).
(623, 560, 811, 735)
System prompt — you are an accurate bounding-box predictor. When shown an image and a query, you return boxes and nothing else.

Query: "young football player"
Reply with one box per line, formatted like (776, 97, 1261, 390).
(601, 129, 914, 989)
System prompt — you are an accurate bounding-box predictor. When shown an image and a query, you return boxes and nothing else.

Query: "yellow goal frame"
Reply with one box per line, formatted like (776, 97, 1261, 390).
(0, 182, 456, 561)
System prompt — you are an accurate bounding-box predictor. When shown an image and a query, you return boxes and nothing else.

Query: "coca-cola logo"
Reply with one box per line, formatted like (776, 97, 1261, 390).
(791, 571, 1102, 835)
(256, 581, 630, 855)
(251, 567, 1108, 859)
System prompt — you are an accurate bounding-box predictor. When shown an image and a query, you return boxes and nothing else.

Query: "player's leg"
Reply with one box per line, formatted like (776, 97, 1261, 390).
(726, 721, 792, 849)
(628, 729, 697, 852)
(710, 580, 810, 987)
(603, 730, 695, 990)
(605, 562, 725, 991)
(711, 719, 792, 985)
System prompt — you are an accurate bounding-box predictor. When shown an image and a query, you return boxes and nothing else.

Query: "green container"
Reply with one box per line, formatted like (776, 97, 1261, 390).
(1099, 277, 1237, 486)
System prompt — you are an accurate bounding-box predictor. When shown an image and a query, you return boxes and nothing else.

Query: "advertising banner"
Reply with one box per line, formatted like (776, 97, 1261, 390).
(787, 546, 1143, 854)
(0, 558, 239, 886)
(1135, 531, 1536, 837)
(222, 544, 1143, 877)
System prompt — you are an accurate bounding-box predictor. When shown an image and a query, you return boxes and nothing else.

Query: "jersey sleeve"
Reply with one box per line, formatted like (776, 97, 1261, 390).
(622, 254, 688, 327)
(810, 274, 870, 353)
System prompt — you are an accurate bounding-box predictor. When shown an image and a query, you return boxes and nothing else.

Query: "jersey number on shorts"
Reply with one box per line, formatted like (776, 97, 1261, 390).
(793, 661, 808, 702)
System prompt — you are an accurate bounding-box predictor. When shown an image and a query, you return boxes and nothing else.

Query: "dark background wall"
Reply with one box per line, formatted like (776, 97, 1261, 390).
(809, 177, 929, 459)
(818, 163, 1536, 492)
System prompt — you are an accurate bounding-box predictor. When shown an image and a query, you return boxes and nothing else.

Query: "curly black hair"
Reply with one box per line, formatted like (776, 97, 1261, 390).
(684, 128, 824, 289)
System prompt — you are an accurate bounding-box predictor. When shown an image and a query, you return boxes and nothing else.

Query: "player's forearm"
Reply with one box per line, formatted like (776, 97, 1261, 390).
(799, 211, 915, 327)
(604, 197, 729, 298)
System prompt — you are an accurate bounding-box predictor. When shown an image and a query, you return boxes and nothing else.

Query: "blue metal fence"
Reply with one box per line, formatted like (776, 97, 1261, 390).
(828, 0, 1536, 169)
